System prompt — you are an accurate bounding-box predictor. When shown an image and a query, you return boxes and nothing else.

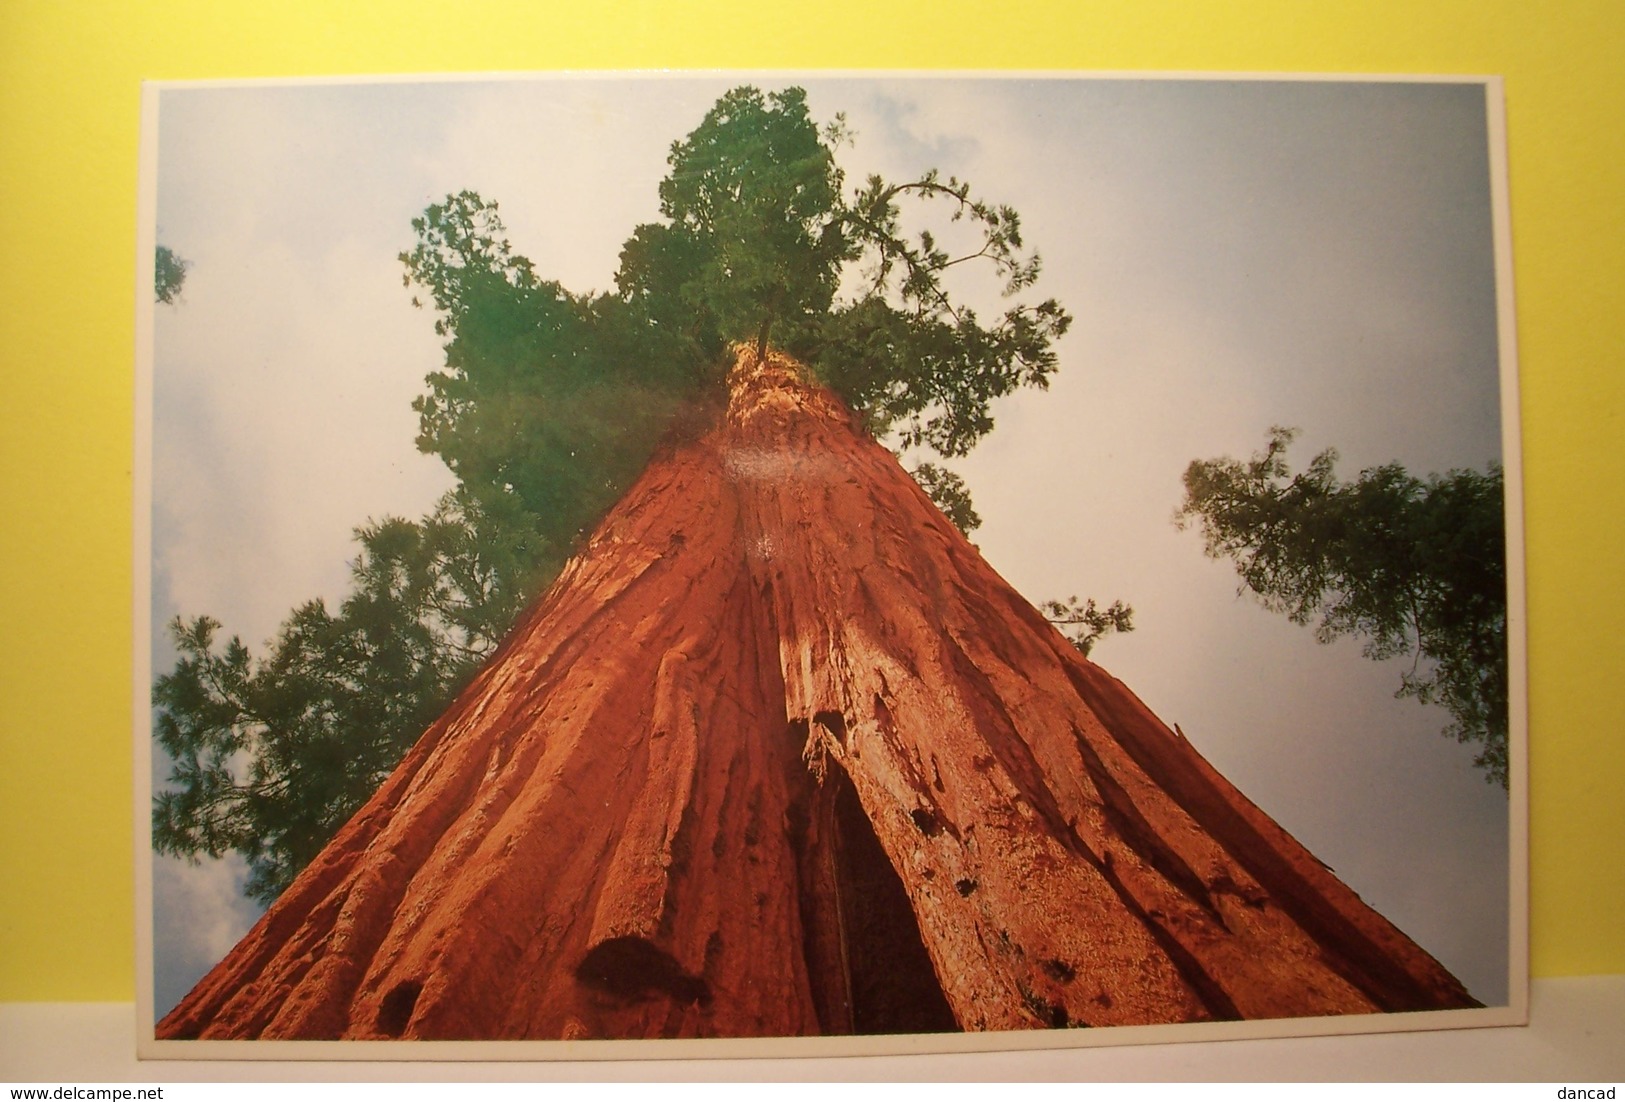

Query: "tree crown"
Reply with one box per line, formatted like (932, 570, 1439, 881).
(1177, 427, 1508, 787)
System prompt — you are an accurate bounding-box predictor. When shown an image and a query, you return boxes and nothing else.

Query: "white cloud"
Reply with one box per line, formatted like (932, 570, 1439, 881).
(152, 853, 263, 1017)
(420, 78, 742, 294)
(153, 174, 453, 647)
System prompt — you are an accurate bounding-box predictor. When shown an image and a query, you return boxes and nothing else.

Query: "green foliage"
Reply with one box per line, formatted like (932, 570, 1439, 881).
(153, 490, 549, 902)
(400, 192, 688, 558)
(909, 462, 982, 534)
(616, 85, 1072, 457)
(1177, 427, 1508, 788)
(155, 85, 1080, 901)
(155, 245, 189, 305)
(1040, 596, 1135, 657)
(814, 169, 1071, 457)
(618, 87, 851, 364)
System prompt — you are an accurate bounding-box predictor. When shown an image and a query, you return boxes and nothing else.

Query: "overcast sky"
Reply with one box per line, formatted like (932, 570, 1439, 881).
(145, 75, 1514, 1019)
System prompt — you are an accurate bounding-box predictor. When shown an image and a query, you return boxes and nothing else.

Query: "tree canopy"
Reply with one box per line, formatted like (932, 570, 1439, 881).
(153, 490, 550, 901)
(154, 85, 1096, 902)
(1176, 428, 1508, 788)
(617, 86, 849, 365)
(155, 245, 188, 305)
(1040, 596, 1136, 658)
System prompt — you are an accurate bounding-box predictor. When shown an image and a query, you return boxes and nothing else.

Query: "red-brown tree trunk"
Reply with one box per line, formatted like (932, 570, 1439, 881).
(158, 348, 1476, 1042)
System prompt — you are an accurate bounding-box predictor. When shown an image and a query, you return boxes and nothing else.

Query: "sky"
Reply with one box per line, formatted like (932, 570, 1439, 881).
(144, 75, 1515, 1019)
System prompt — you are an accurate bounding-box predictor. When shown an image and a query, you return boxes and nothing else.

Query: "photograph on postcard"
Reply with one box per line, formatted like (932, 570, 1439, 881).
(137, 74, 1522, 1055)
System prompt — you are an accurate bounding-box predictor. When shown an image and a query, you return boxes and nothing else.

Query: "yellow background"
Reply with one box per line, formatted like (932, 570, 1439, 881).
(2, 0, 1620, 1001)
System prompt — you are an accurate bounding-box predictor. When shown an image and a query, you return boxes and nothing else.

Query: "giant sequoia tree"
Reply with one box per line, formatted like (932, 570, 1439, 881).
(158, 347, 1477, 1041)
(154, 86, 1080, 904)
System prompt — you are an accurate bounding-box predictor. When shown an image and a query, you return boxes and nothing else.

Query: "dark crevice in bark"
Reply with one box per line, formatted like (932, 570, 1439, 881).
(790, 760, 959, 1035)
(576, 937, 711, 1006)
(1072, 730, 1224, 926)
(940, 635, 1083, 860)
(1074, 845, 1240, 1023)
(813, 710, 848, 746)
(827, 767, 960, 1034)
(376, 980, 423, 1037)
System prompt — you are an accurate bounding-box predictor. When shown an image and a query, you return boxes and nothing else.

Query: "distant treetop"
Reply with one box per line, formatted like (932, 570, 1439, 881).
(1178, 427, 1508, 788)
(155, 245, 189, 305)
